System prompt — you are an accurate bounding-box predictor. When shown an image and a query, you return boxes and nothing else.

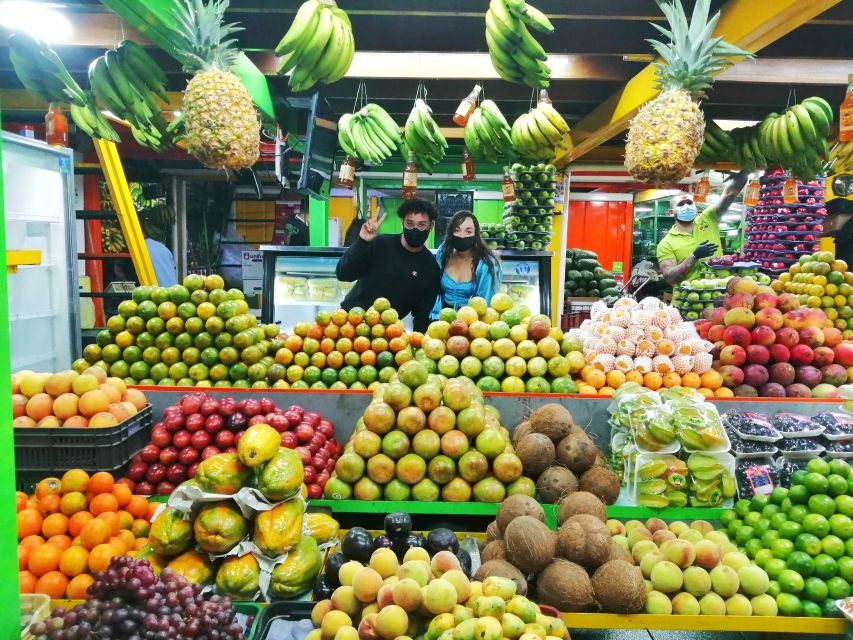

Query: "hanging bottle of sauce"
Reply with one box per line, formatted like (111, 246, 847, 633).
(840, 73, 853, 142)
(461, 147, 476, 181)
(402, 151, 418, 199)
(452, 84, 481, 127)
(693, 176, 710, 203)
(45, 102, 68, 147)
(783, 176, 798, 203)
(502, 166, 516, 203)
(744, 178, 760, 207)
(538, 89, 553, 105)
(338, 157, 355, 188)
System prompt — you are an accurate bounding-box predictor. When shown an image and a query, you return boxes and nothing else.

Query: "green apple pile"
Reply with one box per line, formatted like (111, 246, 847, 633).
(480, 223, 508, 250)
(324, 360, 535, 503)
(77, 274, 283, 388)
(418, 294, 584, 394)
(672, 277, 731, 321)
(308, 548, 569, 640)
(503, 163, 557, 251)
(614, 517, 777, 616)
(720, 457, 853, 618)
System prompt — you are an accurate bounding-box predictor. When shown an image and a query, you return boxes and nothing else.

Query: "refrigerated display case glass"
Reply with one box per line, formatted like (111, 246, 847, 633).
(2, 132, 80, 371)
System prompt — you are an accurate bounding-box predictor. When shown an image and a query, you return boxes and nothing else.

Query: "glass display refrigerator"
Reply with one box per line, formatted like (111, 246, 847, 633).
(2, 132, 80, 371)
(259, 246, 552, 332)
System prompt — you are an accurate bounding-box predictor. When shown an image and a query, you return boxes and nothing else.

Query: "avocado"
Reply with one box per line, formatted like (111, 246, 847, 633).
(373, 534, 395, 551)
(427, 528, 459, 555)
(405, 532, 427, 550)
(456, 548, 473, 577)
(314, 574, 333, 600)
(342, 527, 374, 562)
(324, 552, 347, 586)
(588, 288, 600, 297)
(579, 270, 593, 281)
(598, 278, 617, 290)
(384, 512, 412, 539)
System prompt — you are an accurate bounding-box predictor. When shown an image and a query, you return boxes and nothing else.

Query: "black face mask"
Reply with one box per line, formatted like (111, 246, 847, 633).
(451, 235, 476, 252)
(403, 227, 430, 248)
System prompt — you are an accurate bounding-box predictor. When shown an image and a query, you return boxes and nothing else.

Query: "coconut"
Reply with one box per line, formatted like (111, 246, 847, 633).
(608, 541, 634, 564)
(481, 540, 507, 562)
(591, 560, 646, 613)
(529, 404, 573, 442)
(516, 433, 555, 477)
(496, 494, 544, 533)
(512, 420, 533, 445)
(486, 520, 502, 541)
(504, 516, 556, 574)
(557, 491, 607, 524)
(536, 559, 595, 612)
(593, 454, 608, 468)
(557, 517, 611, 569)
(535, 466, 578, 504)
(474, 559, 527, 596)
(579, 466, 621, 505)
(555, 432, 598, 473)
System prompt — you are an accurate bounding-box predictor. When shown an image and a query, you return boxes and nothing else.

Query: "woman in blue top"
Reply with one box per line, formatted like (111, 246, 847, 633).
(431, 211, 501, 318)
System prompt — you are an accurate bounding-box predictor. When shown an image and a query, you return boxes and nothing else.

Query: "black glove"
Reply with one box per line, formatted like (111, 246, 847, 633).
(692, 241, 718, 259)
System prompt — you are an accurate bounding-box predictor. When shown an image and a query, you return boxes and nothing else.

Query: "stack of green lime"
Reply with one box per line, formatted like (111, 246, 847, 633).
(74, 274, 283, 388)
(720, 457, 853, 618)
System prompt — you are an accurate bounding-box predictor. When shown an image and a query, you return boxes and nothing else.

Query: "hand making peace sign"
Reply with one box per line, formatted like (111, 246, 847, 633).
(359, 209, 387, 242)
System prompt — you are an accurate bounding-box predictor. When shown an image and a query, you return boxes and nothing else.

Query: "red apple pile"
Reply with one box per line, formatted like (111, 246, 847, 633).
(697, 286, 853, 398)
(122, 393, 341, 496)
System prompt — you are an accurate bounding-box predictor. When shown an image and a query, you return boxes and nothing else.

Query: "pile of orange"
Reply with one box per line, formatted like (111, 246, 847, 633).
(17, 469, 156, 598)
(575, 366, 732, 398)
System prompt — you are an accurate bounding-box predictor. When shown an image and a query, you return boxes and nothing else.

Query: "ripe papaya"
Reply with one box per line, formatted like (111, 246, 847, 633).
(166, 549, 218, 585)
(253, 498, 304, 557)
(215, 553, 261, 599)
(132, 543, 169, 575)
(194, 501, 250, 554)
(194, 452, 252, 495)
(148, 507, 193, 556)
(238, 423, 282, 468)
(269, 535, 322, 599)
(305, 512, 339, 544)
(257, 448, 304, 501)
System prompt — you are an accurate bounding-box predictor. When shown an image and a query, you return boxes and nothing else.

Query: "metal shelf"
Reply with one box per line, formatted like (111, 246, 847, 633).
(561, 613, 846, 634)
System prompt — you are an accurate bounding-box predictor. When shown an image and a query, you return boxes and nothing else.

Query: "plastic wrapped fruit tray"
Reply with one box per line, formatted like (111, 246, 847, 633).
(14, 404, 152, 477)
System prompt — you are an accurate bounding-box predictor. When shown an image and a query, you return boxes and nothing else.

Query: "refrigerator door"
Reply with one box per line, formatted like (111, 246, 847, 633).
(498, 256, 543, 314)
(2, 133, 79, 372)
(270, 253, 344, 332)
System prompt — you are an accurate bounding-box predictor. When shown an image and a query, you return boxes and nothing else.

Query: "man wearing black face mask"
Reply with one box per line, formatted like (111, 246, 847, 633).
(336, 198, 440, 332)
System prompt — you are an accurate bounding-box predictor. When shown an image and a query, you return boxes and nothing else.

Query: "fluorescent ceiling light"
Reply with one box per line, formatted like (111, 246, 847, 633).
(715, 119, 761, 131)
(0, 2, 72, 42)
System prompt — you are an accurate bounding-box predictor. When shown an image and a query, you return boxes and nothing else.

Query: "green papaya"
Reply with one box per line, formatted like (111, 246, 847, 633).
(269, 535, 322, 599)
(257, 448, 305, 501)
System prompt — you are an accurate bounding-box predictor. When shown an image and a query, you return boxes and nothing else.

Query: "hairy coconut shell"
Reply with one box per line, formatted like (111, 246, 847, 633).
(557, 491, 607, 524)
(504, 516, 556, 574)
(536, 466, 578, 504)
(496, 494, 544, 533)
(486, 520, 502, 541)
(536, 559, 595, 613)
(481, 540, 507, 562)
(591, 559, 645, 613)
(474, 559, 527, 596)
(516, 433, 555, 477)
(512, 420, 534, 445)
(579, 466, 621, 505)
(530, 404, 573, 442)
(555, 432, 598, 473)
(557, 519, 612, 569)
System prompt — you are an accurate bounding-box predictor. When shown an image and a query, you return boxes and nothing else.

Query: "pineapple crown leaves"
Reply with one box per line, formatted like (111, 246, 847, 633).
(647, 0, 754, 97)
(169, 0, 244, 73)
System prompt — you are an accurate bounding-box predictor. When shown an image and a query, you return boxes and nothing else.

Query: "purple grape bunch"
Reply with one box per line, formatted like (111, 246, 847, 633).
(28, 556, 245, 640)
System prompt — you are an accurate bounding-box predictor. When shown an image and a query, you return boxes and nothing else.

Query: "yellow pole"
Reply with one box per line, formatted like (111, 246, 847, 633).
(93, 139, 157, 286)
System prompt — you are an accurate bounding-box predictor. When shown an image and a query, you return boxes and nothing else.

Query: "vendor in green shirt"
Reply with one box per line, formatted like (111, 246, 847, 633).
(657, 171, 750, 284)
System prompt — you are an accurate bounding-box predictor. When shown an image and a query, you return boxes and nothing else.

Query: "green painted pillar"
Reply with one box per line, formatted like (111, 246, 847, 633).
(308, 183, 329, 247)
(0, 112, 20, 633)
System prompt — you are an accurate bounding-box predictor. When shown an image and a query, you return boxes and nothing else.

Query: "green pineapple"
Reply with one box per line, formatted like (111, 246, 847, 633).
(624, 0, 752, 184)
(170, 0, 260, 170)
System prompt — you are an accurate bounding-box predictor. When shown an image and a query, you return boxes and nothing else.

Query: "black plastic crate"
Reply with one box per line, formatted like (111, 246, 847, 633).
(14, 404, 152, 480)
(255, 601, 314, 640)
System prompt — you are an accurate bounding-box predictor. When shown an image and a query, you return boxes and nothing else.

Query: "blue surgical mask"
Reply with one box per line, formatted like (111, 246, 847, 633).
(675, 203, 698, 222)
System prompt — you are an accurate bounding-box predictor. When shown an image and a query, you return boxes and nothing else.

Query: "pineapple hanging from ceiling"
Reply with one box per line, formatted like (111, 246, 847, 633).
(169, 0, 260, 170)
(624, 0, 753, 185)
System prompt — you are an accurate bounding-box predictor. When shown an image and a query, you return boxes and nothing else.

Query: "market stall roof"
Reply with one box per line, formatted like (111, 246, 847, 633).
(0, 0, 849, 158)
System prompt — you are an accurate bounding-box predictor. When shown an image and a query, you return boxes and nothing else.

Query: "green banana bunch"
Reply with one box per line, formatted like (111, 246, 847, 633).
(828, 139, 853, 173)
(404, 99, 447, 173)
(101, 223, 126, 254)
(68, 93, 121, 143)
(338, 104, 402, 164)
(89, 42, 173, 151)
(276, 0, 355, 92)
(699, 97, 834, 180)
(485, 0, 552, 88)
(7, 33, 86, 106)
(463, 100, 513, 163)
(510, 97, 571, 162)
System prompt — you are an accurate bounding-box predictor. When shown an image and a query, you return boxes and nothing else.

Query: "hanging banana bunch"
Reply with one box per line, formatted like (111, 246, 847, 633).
(510, 92, 571, 161)
(485, 0, 553, 88)
(403, 94, 447, 174)
(338, 104, 403, 164)
(464, 99, 513, 163)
